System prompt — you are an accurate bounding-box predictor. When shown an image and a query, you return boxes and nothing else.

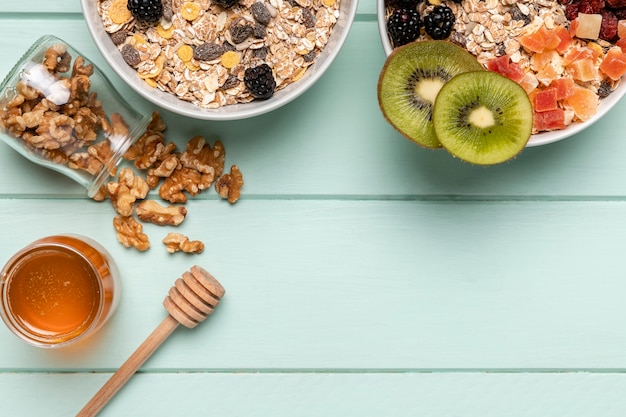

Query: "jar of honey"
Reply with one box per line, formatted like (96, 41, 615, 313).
(0, 235, 121, 348)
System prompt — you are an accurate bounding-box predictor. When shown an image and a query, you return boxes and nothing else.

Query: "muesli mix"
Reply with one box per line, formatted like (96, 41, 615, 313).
(98, 0, 340, 108)
(0, 43, 243, 254)
(385, 0, 626, 133)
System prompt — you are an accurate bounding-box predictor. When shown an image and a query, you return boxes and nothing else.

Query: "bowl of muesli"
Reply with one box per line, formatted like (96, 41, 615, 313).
(81, 0, 358, 120)
(378, 0, 626, 147)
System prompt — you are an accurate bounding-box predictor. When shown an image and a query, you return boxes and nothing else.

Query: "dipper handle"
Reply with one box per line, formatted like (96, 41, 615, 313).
(76, 266, 225, 417)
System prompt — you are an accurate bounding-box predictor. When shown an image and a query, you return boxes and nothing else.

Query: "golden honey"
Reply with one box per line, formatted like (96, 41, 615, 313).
(0, 235, 120, 348)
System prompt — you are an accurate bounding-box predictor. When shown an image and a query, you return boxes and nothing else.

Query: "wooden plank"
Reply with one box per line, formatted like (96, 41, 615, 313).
(1, 199, 626, 370)
(1, 372, 625, 417)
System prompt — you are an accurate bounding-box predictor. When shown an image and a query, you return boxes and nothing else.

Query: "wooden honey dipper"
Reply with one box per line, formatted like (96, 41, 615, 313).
(76, 265, 225, 417)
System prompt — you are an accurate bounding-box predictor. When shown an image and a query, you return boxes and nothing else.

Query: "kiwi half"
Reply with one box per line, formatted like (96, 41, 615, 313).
(377, 40, 484, 148)
(432, 71, 533, 165)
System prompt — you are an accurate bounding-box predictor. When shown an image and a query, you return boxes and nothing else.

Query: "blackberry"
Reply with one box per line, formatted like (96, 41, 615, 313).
(387, 8, 422, 47)
(127, 0, 163, 23)
(423, 5, 455, 40)
(244, 64, 276, 100)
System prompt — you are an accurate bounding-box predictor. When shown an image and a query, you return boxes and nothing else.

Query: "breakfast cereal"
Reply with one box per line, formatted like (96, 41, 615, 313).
(97, 0, 341, 108)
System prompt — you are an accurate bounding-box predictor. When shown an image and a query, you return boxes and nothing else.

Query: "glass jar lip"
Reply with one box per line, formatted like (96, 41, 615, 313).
(0, 235, 108, 348)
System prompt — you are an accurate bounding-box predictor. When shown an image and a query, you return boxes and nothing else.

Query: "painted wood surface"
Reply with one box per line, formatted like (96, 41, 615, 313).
(1, 2, 626, 416)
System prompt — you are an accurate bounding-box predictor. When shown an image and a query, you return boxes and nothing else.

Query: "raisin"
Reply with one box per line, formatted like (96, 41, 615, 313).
(193, 43, 224, 61)
(253, 46, 269, 60)
(230, 23, 253, 44)
(110, 31, 127, 46)
(598, 81, 613, 98)
(220, 75, 240, 90)
(251, 2, 272, 25)
(121, 44, 141, 67)
(253, 23, 267, 39)
(302, 8, 316, 28)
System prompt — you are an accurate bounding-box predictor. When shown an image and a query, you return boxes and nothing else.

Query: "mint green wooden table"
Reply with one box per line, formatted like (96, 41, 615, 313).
(2, 2, 626, 416)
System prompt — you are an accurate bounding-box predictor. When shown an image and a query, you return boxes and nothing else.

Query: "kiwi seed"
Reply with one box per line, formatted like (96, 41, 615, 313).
(432, 70, 533, 165)
(377, 40, 484, 148)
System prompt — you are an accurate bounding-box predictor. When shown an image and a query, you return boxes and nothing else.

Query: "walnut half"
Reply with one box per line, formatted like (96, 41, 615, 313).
(162, 233, 204, 254)
(113, 215, 150, 251)
(136, 200, 187, 226)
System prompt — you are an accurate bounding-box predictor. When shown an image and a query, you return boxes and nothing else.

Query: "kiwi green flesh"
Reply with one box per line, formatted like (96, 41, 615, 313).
(433, 71, 533, 165)
(377, 41, 484, 149)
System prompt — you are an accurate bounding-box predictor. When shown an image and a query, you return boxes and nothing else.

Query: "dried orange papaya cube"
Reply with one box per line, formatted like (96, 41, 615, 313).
(549, 78, 575, 100)
(566, 58, 598, 82)
(554, 26, 573, 54)
(534, 108, 566, 132)
(600, 47, 626, 80)
(564, 84, 598, 121)
(534, 88, 558, 112)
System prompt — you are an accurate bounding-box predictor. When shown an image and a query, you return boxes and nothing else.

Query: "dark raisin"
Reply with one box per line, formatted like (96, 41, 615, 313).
(110, 31, 127, 46)
(214, 0, 239, 8)
(301, 8, 316, 28)
(121, 44, 141, 67)
(253, 46, 269, 60)
(253, 23, 267, 39)
(221, 74, 240, 90)
(598, 81, 613, 98)
(162, 0, 174, 21)
(223, 42, 236, 52)
(230, 23, 253, 44)
(509, 5, 532, 25)
(193, 43, 224, 61)
(303, 50, 316, 62)
(251, 2, 272, 25)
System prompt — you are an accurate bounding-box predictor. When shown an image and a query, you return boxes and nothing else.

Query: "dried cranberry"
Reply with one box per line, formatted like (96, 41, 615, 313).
(565, 3, 579, 20)
(600, 9, 619, 41)
(613, 8, 626, 20)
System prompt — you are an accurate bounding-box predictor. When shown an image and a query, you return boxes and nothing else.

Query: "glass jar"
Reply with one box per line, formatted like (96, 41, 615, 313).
(0, 35, 150, 197)
(0, 235, 121, 348)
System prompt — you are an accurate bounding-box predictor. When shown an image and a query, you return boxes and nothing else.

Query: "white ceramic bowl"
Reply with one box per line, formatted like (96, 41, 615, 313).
(376, 0, 626, 147)
(81, 0, 358, 121)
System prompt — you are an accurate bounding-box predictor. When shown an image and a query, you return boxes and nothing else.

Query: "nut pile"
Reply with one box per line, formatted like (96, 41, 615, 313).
(96, 111, 244, 253)
(0, 44, 126, 178)
(98, 0, 340, 108)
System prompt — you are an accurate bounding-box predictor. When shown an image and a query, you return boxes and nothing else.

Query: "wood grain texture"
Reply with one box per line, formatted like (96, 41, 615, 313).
(2, 373, 626, 417)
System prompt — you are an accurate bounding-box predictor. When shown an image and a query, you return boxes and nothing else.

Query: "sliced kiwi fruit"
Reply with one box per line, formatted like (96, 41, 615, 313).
(432, 71, 533, 165)
(377, 40, 484, 148)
